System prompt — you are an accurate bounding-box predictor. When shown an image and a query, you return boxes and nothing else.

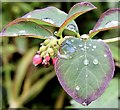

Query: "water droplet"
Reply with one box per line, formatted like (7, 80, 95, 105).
(79, 44, 83, 47)
(86, 74, 88, 77)
(67, 24, 76, 32)
(89, 44, 92, 46)
(18, 30, 26, 34)
(27, 15, 31, 18)
(105, 21, 119, 28)
(92, 49, 94, 51)
(93, 45, 96, 49)
(84, 45, 87, 49)
(54, 31, 57, 35)
(93, 59, 99, 65)
(83, 59, 89, 66)
(13, 33, 17, 36)
(71, 39, 74, 42)
(81, 48, 85, 51)
(82, 102, 87, 106)
(80, 55, 83, 58)
(77, 68, 79, 70)
(86, 46, 89, 49)
(41, 18, 54, 24)
(104, 54, 107, 57)
(76, 86, 80, 90)
(62, 43, 75, 54)
(73, 46, 77, 49)
(98, 39, 102, 42)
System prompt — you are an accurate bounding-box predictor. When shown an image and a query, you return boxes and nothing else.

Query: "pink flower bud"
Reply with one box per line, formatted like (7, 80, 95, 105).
(33, 54, 42, 66)
(45, 56, 50, 61)
(52, 58, 58, 65)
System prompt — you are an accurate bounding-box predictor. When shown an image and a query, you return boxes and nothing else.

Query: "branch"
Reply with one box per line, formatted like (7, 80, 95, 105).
(103, 37, 120, 43)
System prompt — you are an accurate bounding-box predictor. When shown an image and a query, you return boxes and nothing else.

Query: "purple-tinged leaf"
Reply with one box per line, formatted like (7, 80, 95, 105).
(54, 38, 115, 106)
(89, 8, 120, 38)
(0, 21, 53, 39)
(22, 6, 79, 35)
(56, 2, 97, 37)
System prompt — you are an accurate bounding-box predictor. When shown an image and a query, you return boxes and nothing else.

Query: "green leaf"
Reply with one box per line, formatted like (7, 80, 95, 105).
(14, 47, 38, 97)
(0, 21, 53, 39)
(109, 44, 120, 62)
(56, 2, 97, 37)
(22, 6, 79, 36)
(55, 38, 115, 106)
(89, 8, 120, 38)
(69, 78, 118, 108)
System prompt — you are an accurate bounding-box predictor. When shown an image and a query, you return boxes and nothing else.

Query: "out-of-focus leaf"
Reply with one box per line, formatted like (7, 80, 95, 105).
(14, 47, 38, 97)
(55, 38, 115, 106)
(0, 44, 17, 55)
(69, 78, 118, 108)
(57, 2, 97, 36)
(14, 38, 28, 54)
(19, 71, 55, 104)
(89, 8, 120, 38)
(0, 21, 53, 39)
(109, 44, 119, 62)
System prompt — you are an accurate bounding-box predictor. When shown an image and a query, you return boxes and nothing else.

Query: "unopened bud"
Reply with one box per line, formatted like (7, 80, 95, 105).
(40, 46, 47, 52)
(44, 39, 50, 45)
(47, 48, 54, 56)
(33, 54, 42, 66)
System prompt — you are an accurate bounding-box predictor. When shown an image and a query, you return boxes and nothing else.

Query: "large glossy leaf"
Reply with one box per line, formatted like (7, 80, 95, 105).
(0, 21, 53, 39)
(89, 8, 120, 38)
(55, 38, 115, 105)
(22, 6, 79, 35)
(56, 2, 97, 36)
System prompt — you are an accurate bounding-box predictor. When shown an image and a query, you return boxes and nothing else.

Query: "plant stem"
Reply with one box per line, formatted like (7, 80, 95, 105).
(103, 37, 120, 43)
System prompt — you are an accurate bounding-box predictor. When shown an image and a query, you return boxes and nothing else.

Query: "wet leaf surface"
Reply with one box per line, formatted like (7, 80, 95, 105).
(55, 38, 115, 105)
(89, 8, 120, 38)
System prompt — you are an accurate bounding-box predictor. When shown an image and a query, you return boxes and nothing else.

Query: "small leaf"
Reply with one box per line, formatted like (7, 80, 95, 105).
(0, 21, 53, 39)
(55, 38, 115, 105)
(89, 8, 120, 38)
(22, 6, 78, 33)
(57, 2, 97, 36)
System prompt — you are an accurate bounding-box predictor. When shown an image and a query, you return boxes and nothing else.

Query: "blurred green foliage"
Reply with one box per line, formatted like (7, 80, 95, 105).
(1, 2, 119, 109)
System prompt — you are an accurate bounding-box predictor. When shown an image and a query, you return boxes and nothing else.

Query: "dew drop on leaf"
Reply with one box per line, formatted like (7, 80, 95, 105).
(93, 58, 99, 65)
(67, 24, 76, 32)
(92, 49, 94, 51)
(76, 86, 80, 91)
(13, 33, 17, 36)
(83, 59, 89, 66)
(79, 44, 83, 47)
(27, 15, 31, 18)
(82, 102, 87, 106)
(93, 45, 97, 49)
(105, 21, 119, 28)
(89, 43, 92, 46)
(81, 48, 85, 51)
(41, 18, 54, 24)
(86, 74, 88, 77)
(104, 54, 107, 57)
(18, 30, 26, 34)
(71, 39, 74, 42)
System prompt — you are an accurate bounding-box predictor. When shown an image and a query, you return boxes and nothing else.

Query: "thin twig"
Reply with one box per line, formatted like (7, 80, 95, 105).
(103, 37, 120, 43)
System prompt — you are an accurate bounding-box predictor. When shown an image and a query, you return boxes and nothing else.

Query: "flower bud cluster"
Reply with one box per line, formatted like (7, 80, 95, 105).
(33, 38, 64, 67)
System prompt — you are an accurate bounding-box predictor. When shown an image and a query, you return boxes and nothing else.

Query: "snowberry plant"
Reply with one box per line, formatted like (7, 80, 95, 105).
(1, 2, 120, 106)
